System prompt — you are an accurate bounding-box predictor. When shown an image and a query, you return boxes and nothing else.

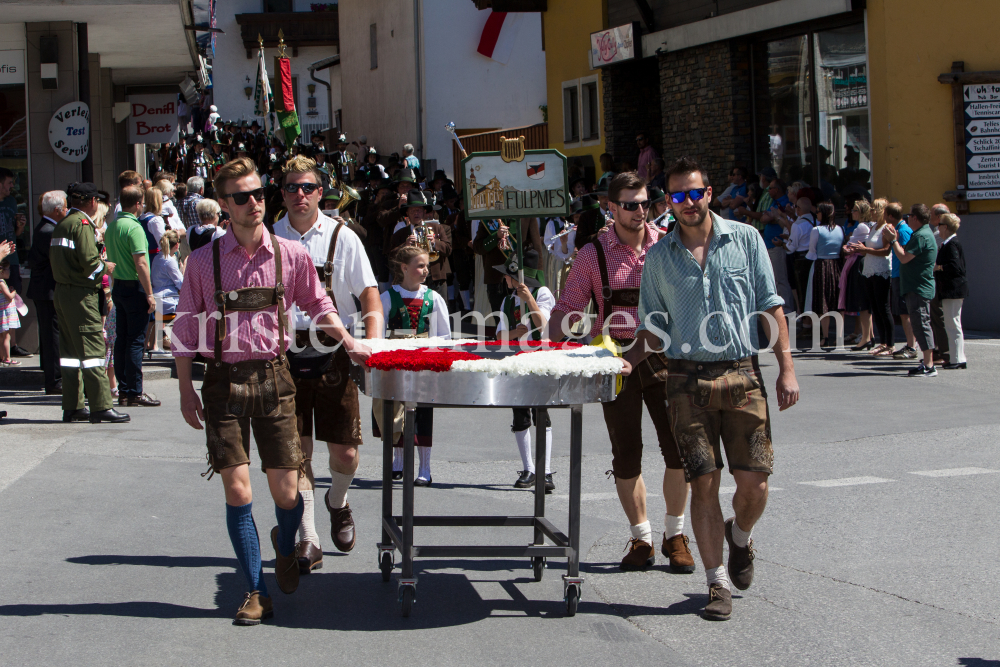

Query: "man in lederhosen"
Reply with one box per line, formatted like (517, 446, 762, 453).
(172, 157, 371, 626)
(273, 155, 381, 574)
(545, 172, 694, 575)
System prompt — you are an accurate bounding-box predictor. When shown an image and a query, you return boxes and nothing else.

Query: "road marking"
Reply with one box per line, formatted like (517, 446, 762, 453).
(909, 467, 999, 477)
(964, 340, 1000, 346)
(799, 476, 893, 488)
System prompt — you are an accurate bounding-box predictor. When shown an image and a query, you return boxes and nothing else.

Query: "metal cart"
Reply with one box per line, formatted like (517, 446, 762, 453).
(352, 364, 616, 617)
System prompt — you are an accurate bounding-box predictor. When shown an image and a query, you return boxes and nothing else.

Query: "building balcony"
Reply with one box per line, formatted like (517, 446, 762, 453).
(235, 11, 339, 59)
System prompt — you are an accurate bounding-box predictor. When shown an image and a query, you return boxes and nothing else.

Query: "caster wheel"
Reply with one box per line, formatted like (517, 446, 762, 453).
(565, 584, 579, 617)
(532, 557, 545, 582)
(380, 552, 393, 583)
(400, 585, 415, 617)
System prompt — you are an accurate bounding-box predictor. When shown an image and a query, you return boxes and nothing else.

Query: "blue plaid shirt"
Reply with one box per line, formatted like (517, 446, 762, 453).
(636, 212, 784, 361)
(179, 193, 204, 232)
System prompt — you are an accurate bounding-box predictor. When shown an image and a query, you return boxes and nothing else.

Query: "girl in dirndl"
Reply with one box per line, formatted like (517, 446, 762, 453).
(0, 259, 20, 366)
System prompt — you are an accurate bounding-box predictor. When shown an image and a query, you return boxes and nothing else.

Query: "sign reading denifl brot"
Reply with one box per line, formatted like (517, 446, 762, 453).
(461, 142, 569, 220)
(128, 94, 178, 144)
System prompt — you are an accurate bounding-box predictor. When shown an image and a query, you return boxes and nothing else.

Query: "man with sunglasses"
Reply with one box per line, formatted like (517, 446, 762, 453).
(545, 172, 695, 577)
(272, 155, 382, 574)
(172, 157, 372, 625)
(621, 157, 798, 621)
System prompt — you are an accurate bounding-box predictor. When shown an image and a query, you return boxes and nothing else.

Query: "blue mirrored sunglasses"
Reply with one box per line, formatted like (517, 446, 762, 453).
(669, 188, 707, 204)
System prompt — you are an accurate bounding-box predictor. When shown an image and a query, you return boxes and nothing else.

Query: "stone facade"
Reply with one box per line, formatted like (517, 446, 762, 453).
(601, 56, 662, 172)
(656, 38, 755, 191)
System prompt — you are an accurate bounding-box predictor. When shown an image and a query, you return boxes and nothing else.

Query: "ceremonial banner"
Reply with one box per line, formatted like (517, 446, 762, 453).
(274, 57, 300, 145)
(253, 44, 272, 135)
(461, 142, 569, 220)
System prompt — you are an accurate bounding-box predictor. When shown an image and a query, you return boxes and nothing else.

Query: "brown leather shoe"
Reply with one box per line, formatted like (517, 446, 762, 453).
(619, 538, 655, 571)
(270, 526, 300, 594)
(661, 533, 696, 573)
(725, 517, 755, 590)
(326, 493, 356, 552)
(127, 393, 161, 407)
(234, 591, 273, 626)
(702, 583, 732, 621)
(295, 541, 324, 574)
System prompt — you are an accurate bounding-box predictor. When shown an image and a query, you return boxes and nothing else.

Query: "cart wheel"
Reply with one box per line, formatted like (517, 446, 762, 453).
(532, 557, 545, 582)
(565, 584, 579, 617)
(400, 585, 415, 617)
(380, 552, 393, 582)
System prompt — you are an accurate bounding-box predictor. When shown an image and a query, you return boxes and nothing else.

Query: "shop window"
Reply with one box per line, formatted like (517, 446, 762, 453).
(581, 79, 600, 141)
(563, 83, 579, 143)
(757, 23, 871, 209)
(0, 83, 29, 260)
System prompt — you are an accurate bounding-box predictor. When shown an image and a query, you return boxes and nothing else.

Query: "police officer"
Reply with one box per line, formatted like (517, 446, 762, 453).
(50, 182, 130, 424)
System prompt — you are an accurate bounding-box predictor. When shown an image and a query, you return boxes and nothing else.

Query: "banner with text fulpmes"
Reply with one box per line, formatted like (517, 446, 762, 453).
(461, 146, 569, 220)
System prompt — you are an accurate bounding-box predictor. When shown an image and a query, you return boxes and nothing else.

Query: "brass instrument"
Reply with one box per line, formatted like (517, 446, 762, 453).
(415, 224, 441, 263)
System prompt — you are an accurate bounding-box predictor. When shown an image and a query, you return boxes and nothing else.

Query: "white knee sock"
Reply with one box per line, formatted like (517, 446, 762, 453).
(707, 565, 731, 591)
(461, 290, 471, 309)
(731, 518, 752, 547)
(515, 429, 534, 473)
(630, 520, 652, 545)
(664, 513, 685, 539)
(298, 489, 320, 547)
(417, 446, 432, 480)
(327, 469, 353, 509)
(392, 447, 404, 472)
(544, 426, 552, 475)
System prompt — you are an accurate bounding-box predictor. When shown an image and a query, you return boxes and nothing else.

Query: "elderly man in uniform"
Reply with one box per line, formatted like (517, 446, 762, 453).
(272, 155, 381, 574)
(172, 157, 371, 626)
(49, 183, 130, 424)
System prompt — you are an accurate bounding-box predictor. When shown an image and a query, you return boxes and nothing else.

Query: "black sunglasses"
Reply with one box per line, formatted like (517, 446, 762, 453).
(283, 182, 321, 195)
(669, 188, 708, 204)
(223, 187, 265, 205)
(614, 199, 650, 212)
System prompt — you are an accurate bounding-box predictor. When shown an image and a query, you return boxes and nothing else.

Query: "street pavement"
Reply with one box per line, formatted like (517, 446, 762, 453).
(1, 338, 999, 666)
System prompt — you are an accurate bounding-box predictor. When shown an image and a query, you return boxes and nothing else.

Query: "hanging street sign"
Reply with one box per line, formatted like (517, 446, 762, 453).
(967, 154, 1000, 171)
(967, 171, 1000, 189)
(963, 101, 1000, 118)
(461, 139, 569, 220)
(963, 81, 1000, 202)
(965, 84, 1000, 102)
(48, 101, 90, 163)
(966, 119, 1000, 136)
(965, 189, 1000, 200)
(967, 136, 1000, 153)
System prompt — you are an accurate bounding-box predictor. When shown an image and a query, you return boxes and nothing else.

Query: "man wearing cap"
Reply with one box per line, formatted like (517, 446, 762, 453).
(49, 183, 130, 424)
(473, 216, 543, 314)
(272, 155, 381, 575)
(544, 171, 694, 576)
(331, 134, 355, 184)
(388, 190, 452, 302)
(105, 184, 161, 408)
(593, 176, 614, 223)
(647, 187, 671, 230)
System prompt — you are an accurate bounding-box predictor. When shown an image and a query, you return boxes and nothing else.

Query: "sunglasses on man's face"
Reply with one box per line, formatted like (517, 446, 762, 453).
(224, 187, 265, 206)
(669, 188, 708, 204)
(283, 182, 321, 195)
(614, 199, 650, 212)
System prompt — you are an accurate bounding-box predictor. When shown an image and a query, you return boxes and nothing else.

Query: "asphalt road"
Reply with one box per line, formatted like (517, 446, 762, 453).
(1, 339, 999, 667)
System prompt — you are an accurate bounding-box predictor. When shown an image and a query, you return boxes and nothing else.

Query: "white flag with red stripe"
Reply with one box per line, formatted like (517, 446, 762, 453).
(476, 10, 523, 65)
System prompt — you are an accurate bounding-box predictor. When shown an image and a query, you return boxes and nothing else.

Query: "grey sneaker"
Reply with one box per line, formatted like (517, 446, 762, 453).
(702, 583, 732, 621)
(908, 363, 937, 377)
(893, 346, 917, 359)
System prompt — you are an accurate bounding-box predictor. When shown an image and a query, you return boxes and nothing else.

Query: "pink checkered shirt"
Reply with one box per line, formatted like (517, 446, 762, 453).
(552, 222, 661, 341)
(171, 229, 336, 363)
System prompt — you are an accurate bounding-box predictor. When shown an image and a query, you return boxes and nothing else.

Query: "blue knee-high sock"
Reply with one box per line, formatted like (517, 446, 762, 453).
(274, 493, 303, 557)
(225, 502, 268, 597)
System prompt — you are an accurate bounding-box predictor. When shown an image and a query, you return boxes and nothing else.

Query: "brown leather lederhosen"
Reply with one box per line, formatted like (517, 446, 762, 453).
(200, 232, 302, 477)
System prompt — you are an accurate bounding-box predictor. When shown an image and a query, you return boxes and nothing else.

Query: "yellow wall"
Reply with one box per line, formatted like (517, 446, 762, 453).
(868, 0, 1000, 213)
(543, 0, 606, 174)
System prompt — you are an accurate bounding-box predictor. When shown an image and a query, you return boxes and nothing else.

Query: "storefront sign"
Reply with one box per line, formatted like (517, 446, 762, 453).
(0, 50, 24, 85)
(461, 141, 568, 219)
(964, 84, 1000, 199)
(590, 23, 640, 68)
(128, 94, 179, 144)
(48, 101, 90, 163)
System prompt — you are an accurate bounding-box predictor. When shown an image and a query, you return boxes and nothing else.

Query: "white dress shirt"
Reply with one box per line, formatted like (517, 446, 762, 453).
(161, 199, 180, 230)
(495, 286, 556, 333)
(273, 211, 378, 332)
(785, 214, 815, 254)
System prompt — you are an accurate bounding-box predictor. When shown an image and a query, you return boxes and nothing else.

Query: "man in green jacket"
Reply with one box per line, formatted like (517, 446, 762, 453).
(50, 182, 130, 423)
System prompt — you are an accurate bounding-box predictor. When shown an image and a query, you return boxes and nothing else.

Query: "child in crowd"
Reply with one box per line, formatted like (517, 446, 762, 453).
(494, 250, 557, 492)
(0, 259, 21, 366)
(376, 245, 451, 486)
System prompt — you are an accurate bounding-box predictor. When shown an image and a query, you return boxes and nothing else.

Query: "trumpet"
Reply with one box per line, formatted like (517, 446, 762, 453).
(414, 224, 441, 263)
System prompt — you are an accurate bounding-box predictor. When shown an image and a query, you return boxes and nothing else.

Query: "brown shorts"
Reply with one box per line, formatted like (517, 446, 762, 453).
(201, 356, 303, 474)
(293, 343, 364, 447)
(602, 353, 682, 479)
(664, 357, 773, 482)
